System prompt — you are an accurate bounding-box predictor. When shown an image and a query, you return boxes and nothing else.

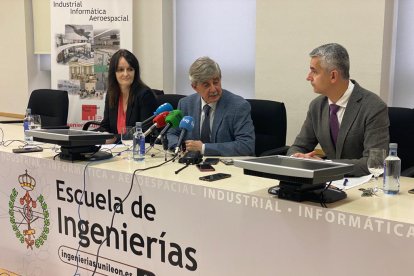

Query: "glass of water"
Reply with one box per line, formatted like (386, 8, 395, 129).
(30, 114, 42, 130)
(367, 148, 386, 191)
(26, 114, 41, 146)
(121, 126, 135, 160)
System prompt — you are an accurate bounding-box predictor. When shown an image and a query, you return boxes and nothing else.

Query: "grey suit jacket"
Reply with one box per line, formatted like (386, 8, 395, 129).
(167, 89, 255, 156)
(287, 80, 390, 176)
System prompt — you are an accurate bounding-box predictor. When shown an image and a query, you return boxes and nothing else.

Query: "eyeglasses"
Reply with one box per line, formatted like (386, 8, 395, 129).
(116, 67, 134, 73)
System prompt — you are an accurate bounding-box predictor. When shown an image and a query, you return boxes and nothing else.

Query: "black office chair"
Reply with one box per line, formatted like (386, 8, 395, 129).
(246, 99, 289, 157)
(152, 89, 164, 96)
(27, 89, 69, 128)
(156, 93, 186, 109)
(388, 107, 414, 177)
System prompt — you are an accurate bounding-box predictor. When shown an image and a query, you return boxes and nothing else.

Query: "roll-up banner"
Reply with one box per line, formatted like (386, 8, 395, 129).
(50, 0, 132, 128)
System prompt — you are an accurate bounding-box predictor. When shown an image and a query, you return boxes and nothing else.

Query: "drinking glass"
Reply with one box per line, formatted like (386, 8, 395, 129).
(367, 148, 386, 191)
(30, 115, 42, 130)
(121, 126, 135, 160)
(26, 115, 41, 146)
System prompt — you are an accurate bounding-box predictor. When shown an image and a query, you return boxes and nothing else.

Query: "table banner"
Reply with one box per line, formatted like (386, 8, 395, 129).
(0, 152, 413, 275)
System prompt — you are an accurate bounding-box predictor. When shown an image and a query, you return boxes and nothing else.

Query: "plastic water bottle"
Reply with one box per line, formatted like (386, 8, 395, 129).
(383, 143, 401, 194)
(23, 108, 33, 142)
(133, 122, 145, 162)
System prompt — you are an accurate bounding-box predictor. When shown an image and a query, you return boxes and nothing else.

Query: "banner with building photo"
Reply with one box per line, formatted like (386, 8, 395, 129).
(50, 0, 132, 128)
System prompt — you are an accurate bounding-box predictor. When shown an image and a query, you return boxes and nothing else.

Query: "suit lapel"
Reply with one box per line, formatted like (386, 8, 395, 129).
(336, 85, 363, 157)
(111, 93, 120, 131)
(193, 96, 202, 140)
(125, 92, 134, 125)
(211, 92, 227, 143)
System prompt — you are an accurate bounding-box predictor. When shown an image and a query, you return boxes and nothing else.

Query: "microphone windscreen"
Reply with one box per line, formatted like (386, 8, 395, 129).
(179, 116, 194, 131)
(153, 111, 169, 128)
(154, 103, 173, 115)
(165, 110, 183, 128)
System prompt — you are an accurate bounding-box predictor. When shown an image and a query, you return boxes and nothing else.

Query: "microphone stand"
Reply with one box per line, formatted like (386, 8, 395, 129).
(148, 132, 156, 147)
(174, 147, 195, 174)
(161, 135, 169, 161)
(175, 163, 189, 174)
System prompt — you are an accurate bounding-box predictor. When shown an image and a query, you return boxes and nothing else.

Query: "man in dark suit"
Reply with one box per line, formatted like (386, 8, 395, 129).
(287, 43, 389, 176)
(167, 57, 255, 156)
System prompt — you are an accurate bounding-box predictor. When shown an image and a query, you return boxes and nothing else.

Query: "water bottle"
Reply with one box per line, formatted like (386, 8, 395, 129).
(23, 108, 33, 142)
(133, 122, 145, 162)
(383, 143, 401, 194)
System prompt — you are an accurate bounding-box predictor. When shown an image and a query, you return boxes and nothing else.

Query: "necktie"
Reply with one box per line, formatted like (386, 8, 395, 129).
(200, 104, 211, 143)
(329, 104, 340, 145)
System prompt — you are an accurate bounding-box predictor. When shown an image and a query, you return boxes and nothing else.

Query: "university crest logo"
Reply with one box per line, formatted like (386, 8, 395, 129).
(9, 170, 50, 249)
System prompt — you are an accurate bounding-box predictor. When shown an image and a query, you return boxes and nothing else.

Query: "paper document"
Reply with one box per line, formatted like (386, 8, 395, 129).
(100, 143, 123, 149)
(331, 174, 373, 190)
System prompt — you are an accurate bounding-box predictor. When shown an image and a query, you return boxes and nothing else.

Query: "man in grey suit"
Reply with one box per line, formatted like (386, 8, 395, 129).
(287, 43, 389, 176)
(167, 56, 255, 156)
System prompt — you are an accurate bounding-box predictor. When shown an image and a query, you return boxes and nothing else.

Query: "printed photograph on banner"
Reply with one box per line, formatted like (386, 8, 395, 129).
(56, 24, 93, 65)
(93, 28, 121, 97)
(55, 26, 120, 124)
(57, 79, 80, 94)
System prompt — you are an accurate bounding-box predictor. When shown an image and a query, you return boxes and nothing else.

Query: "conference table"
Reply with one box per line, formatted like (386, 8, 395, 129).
(0, 123, 413, 276)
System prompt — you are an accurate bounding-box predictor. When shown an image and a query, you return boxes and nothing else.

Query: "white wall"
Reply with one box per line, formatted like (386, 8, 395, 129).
(0, 0, 51, 117)
(133, 0, 165, 90)
(255, 0, 389, 144)
(0, 0, 30, 116)
(175, 0, 256, 98)
(25, 0, 51, 100)
(393, 0, 414, 107)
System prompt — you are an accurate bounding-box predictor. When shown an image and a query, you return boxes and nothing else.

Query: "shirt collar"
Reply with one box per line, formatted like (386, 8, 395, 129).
(200, 98, 217, 110)
(328, 80, 354, 108)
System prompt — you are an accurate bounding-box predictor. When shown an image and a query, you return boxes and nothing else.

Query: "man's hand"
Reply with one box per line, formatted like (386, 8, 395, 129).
(185, 140, 203, 152)
(291, 151, 322, 160)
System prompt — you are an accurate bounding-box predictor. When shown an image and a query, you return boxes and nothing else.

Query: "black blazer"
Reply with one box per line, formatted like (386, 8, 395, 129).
(99, 86, 158, 135)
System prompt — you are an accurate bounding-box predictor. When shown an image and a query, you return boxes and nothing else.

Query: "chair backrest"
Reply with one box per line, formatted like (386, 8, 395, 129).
(388, 107, 414, 173)
(28, 89, 69, 127)
(156, 94, 186, 109)
(152, 89, 164, 96)
(246, 99, 287, 157)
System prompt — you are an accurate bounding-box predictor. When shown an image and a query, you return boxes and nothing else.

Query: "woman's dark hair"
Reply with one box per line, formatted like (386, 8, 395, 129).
(107, 49, 148, 108)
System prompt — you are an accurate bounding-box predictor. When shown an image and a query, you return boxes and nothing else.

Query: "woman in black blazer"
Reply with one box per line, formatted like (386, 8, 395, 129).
(99, 49, 158, 143)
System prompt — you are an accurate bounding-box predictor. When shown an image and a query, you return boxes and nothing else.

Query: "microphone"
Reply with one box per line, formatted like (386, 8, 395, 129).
(142, 103, 174, 126)
(174, 116, 194, 154)
(154, 110, 183, 143)
(143, 111, 169, 137)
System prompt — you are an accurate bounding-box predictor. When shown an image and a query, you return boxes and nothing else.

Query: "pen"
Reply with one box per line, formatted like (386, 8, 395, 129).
(343, 178, 349, 186)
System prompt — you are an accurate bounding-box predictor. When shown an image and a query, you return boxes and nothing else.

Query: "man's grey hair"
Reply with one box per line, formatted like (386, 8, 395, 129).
(189, 56, 222, 85)
(309, 43, 350, 79)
